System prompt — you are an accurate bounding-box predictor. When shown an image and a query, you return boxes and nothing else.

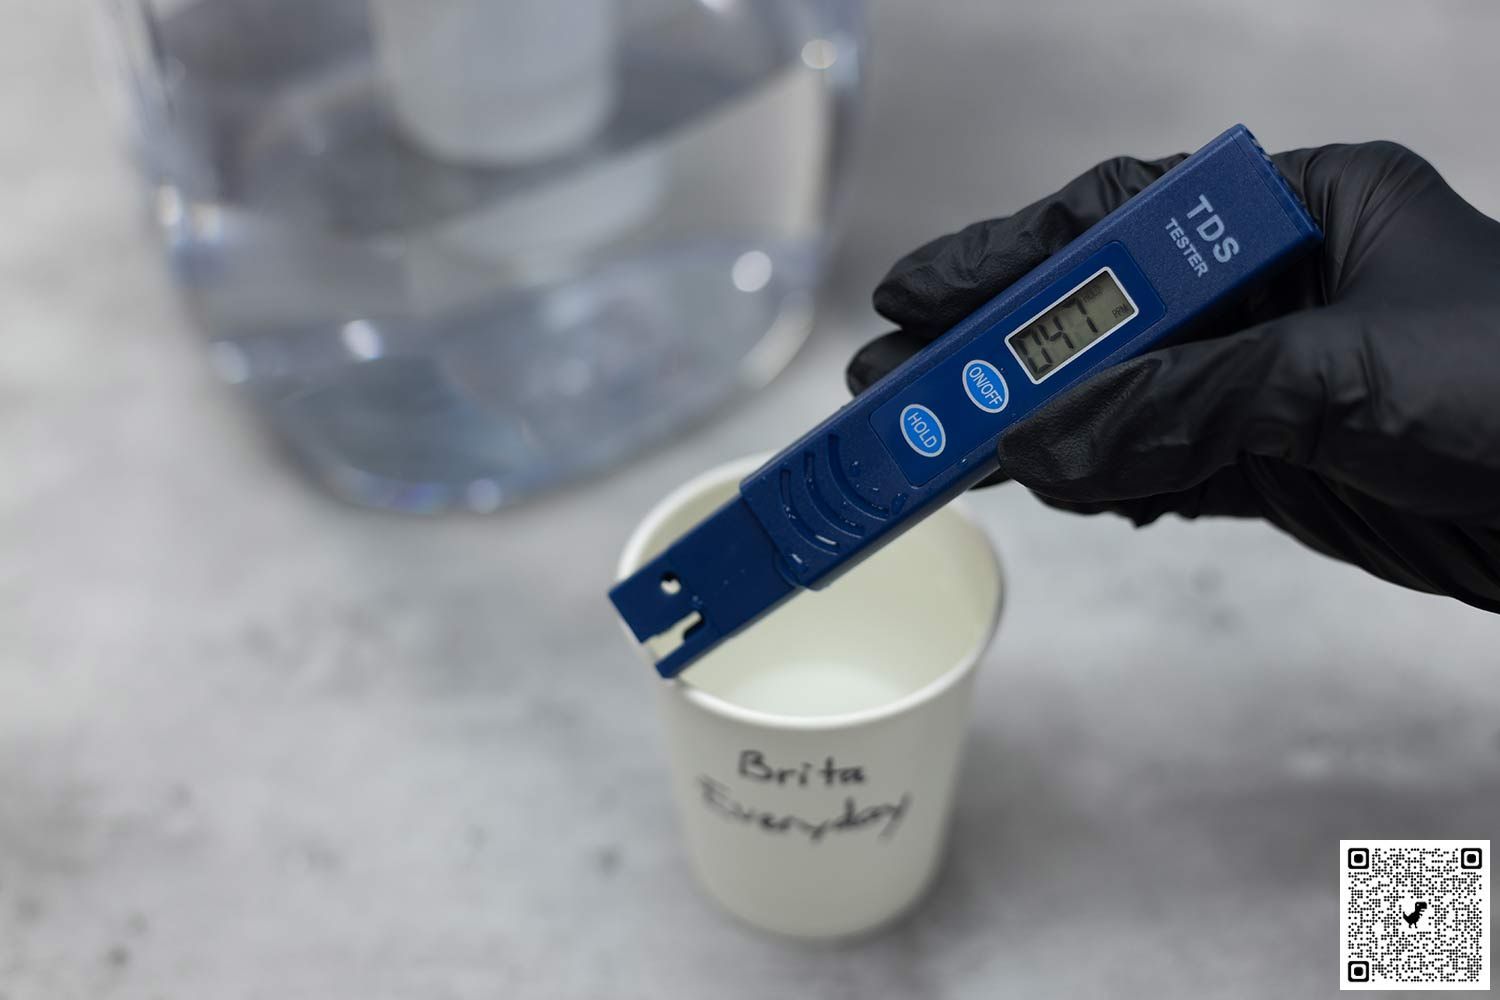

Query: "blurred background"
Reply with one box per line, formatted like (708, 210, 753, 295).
(2, 1, 1498, 997)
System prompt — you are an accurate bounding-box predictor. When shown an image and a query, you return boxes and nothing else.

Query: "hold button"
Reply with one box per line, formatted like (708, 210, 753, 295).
(899, 404, 945, 458)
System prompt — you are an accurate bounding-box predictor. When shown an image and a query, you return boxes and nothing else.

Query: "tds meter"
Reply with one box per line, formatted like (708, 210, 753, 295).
(611, 125, 1321, 677)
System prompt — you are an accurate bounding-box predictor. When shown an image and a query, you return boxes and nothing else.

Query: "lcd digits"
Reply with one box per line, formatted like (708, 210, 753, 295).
(1007, 269, 1137, 381)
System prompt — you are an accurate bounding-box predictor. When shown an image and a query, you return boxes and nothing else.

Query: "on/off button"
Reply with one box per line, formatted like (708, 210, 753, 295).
(962, 359, 1008, 413)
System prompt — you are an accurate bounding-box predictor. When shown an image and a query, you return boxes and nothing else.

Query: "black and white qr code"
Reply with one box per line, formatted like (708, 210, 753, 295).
(1341, 840, 1489, 990)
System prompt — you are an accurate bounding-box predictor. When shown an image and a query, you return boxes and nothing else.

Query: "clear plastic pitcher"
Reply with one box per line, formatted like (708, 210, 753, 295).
(96, 0, 864, 511)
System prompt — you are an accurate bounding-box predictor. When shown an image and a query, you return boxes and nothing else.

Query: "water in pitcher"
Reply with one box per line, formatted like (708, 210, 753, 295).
(108, 0, 861, 510)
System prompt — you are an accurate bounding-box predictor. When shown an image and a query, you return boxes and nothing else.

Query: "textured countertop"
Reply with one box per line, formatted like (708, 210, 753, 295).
(3, 1, 1497, 998)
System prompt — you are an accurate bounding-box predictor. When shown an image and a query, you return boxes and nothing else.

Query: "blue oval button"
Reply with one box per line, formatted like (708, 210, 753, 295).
(899, 403, 946, 458)
(962, 359, 1008, 413)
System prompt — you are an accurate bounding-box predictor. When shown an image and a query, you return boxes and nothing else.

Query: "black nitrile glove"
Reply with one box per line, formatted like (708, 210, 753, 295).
(847, 142, 1500, 612)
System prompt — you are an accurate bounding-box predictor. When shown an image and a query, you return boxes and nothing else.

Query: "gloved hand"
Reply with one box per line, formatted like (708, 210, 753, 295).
(847, 142, 1500, 612)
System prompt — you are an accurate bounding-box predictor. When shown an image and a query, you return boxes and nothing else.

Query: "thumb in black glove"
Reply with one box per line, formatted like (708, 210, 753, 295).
(847, 142, 1500, 612)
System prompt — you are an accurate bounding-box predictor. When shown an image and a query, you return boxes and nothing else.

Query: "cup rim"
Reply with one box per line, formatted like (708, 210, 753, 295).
(615, 454, 1005, 732)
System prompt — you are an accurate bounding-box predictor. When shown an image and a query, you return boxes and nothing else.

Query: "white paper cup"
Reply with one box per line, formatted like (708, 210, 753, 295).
(617, 455, 1004, 939)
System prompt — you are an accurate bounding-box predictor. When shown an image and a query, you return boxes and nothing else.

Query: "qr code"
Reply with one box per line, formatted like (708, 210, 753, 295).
(1341, 840, 1489, 990)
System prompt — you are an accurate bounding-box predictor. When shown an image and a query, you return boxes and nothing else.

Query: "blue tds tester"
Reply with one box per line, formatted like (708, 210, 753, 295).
(611, 125, 1321, 677)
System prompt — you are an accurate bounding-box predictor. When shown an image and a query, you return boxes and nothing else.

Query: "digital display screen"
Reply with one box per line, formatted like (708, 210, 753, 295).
(1005, 269, 1137, 381)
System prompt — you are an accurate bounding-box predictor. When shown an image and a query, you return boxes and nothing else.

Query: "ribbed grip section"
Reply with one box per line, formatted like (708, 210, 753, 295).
(742, 433, 908, 584)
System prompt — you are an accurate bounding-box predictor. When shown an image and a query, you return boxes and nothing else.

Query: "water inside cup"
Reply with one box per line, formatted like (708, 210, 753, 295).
(626, 467, 1001, 719)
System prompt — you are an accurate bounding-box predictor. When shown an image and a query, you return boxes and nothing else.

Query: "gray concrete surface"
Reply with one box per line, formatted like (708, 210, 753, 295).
(2, 2, 1498, 998)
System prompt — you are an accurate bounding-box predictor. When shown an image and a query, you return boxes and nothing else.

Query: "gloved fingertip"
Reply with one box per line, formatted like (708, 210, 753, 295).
(1027, 491, 1122, 517)
(871, 153, 1191, 336)
(1028, 490, 1175, 527)
(845, 330, 929, 396)
(870, 266, 953, 335)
